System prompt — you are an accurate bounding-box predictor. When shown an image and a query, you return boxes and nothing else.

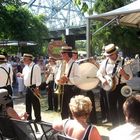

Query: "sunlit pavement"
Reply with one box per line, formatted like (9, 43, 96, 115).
(13, 89, 110, 139)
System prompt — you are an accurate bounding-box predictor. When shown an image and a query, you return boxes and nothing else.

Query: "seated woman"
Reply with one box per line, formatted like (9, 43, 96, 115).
(0, 88, 28, 120)
(53, 95, 102, 140)
(0, 89, 29, 138)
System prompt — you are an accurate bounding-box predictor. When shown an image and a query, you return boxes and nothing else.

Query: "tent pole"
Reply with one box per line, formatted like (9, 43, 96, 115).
(86, 17, 118, 58)
(92, 16, 118, 35)
(86, 18, 90, 58)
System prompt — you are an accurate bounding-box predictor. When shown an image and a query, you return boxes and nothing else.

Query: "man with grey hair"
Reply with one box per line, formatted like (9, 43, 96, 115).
(109, 95, 140, 140)
(97, 44, 133, 127)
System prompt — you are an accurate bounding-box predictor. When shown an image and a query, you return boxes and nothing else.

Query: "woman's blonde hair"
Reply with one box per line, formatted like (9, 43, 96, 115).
(69, 95, 92, 118)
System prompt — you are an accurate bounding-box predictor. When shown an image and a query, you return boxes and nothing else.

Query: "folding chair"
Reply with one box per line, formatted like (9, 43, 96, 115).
(39, 121, 58, 140)
(10, 118, 42, 140)
(0, 116, 17, 140)
(0, 131, 3, 140)
(57, 133, 76, 140)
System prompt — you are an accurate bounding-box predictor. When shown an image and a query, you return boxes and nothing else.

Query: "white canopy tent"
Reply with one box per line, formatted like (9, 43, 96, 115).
(0, 41, 37, 47)
(86, 0, 140, 57)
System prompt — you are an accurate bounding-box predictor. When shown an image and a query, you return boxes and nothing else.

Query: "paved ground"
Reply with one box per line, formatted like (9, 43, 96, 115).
(13, 88, 111, 140)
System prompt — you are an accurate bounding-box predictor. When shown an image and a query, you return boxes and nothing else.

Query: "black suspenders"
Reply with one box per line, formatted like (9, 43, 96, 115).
(67, 62, 74, 78)
(30, 64, 36, 86)
(0, 67, 11, 86)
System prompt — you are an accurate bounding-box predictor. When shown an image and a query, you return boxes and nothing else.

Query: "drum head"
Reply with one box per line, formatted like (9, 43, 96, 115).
(77, 62, 99, 91)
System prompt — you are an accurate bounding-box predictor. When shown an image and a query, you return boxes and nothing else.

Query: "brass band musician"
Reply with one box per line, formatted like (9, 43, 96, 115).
(97, 44, 133, 127)
(17, 53, 42, 122)
(72, 50, 99, 124)
(0, 54, 13, 110)
(55, 46, 81, 119)
(45, 57, 58, 111)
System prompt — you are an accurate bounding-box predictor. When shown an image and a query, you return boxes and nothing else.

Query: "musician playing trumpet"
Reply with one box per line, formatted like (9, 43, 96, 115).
(55, 46, 81, 119)
(97, 44, 133, 128)
(45, 57, 58, 111)
(57, 74, 68, 84)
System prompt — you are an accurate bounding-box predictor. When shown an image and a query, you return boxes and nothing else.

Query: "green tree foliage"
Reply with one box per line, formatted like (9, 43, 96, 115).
(0, 0, 49, 56)
(92, 0, 140, 57)
(0, 0, 22, 7)
(73, 0, 140, 57)
(93, 0, 132, 14)
(73, 0, 92, 15)
(75, 40, 86, 51)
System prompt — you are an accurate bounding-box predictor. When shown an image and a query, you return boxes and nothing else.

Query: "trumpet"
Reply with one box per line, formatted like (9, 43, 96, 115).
(121, 85, 132, 97)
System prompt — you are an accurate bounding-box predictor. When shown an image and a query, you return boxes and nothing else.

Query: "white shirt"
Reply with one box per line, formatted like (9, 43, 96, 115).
(55, 59, 80, 85)
(109, 123, 140, 140)
(97, 55, 133, 85)
(22, 62, 41, 87)
(131, 58, 140, 75)
(46, 64, 58, 84)
(0, 63, 13, 87)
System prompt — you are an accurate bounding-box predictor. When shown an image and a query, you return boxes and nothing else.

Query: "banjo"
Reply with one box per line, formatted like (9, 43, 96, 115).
(102, 75, 117, 91)
(102, 59, 124, 92)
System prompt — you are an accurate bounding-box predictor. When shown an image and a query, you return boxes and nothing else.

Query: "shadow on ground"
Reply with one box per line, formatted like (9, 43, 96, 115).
(13, 88, 110, 139)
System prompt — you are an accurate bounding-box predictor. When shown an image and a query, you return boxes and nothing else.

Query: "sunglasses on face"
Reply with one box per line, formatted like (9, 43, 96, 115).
(108, 53, 115, 57)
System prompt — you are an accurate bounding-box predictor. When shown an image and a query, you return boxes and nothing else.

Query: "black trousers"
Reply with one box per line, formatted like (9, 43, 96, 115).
(108, 84, 126, 127)
(61, 85, 80, 119)
(47, 81, 58, 110)
(86, 90, 97, 124)
(26, 87, 41, 121)
(100, 88, 110, 121)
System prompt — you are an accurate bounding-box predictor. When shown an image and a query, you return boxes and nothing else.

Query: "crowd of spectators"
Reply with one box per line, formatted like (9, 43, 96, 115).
(6, 55, 48, 95)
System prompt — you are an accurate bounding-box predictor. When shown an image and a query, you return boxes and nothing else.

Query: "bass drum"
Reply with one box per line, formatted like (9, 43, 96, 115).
(77, 62, 99, 91)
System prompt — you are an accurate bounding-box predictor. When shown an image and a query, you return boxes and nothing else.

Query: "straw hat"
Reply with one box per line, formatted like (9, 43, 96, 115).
(61, 46, 72, 53)
(104, 44, 117, 56)
(23, 53, 33, 60)
(48, 57, 56, 62)
(72, 50, 78, 54)
(0, 55, 6, 62)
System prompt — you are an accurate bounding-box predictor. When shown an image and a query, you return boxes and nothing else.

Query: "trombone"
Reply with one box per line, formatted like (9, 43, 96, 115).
(54, 60, 66, 111)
